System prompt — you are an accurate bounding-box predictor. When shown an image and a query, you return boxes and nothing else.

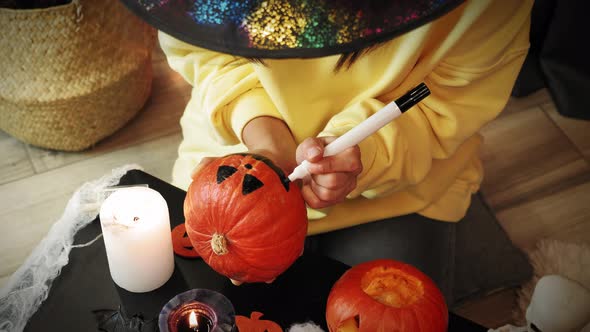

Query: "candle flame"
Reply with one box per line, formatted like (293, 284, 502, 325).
(189, 310, 198, 328)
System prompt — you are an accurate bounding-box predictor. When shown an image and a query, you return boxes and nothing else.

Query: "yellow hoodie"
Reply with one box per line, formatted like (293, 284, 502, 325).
(160, 0, 532, 235)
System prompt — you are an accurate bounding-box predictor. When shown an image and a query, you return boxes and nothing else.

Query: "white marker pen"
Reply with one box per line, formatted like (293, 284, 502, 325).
(288, 82, 431, 182)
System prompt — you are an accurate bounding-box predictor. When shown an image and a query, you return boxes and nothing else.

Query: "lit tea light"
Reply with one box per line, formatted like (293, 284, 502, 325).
(189, 311, 212, 331)
(170, 304, 214, 332)
(159, 289, 236, 332)
(99, 186, 174, 293)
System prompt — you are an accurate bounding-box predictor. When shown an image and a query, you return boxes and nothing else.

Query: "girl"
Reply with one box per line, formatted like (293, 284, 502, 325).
(121, 0, 533, 306)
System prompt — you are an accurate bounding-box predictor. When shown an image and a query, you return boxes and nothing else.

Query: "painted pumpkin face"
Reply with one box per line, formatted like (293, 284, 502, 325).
(184, 154, 308, 283)
(326, 259, 448, 332)
(215, 153, 290, 195)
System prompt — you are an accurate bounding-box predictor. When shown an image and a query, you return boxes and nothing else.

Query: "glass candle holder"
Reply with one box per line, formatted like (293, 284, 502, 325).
(159, 289, 236, 332)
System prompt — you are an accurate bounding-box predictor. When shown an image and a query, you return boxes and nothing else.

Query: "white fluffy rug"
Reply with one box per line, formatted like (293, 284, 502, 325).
(513, 239, 590, 324)
(288, 322, 325, 332)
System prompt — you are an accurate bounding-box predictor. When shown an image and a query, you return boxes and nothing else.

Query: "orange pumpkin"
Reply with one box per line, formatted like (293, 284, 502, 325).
(236, 312, 282, 332)
(184, 153, 308, 283)
(326, 259, 448, 332)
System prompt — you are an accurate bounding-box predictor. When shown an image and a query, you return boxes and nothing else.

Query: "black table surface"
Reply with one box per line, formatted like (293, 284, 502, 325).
(25, 169, 486, 332)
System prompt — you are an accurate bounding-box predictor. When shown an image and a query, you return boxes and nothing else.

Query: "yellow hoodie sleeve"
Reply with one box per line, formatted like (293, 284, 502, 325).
(320, 1, 531, 199)
(158, 32, 282, 146)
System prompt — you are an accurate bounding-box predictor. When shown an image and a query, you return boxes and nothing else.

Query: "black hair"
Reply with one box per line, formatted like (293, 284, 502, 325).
(333, 42, 385, 71)
(246, 41, 386, 73)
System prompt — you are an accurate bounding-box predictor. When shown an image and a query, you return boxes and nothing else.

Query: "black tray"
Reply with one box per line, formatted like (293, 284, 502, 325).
(25, 169, 486, 331)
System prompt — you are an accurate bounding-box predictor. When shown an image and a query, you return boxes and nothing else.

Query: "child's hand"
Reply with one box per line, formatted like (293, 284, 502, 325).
(296, 137, 362, 209)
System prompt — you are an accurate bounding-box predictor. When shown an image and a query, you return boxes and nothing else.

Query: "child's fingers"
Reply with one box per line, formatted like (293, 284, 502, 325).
(311, 172, 349, 190)
(302, 177, 357, 209)
(307, 149, 362, 175)
(310, 178, 356, 202)
(296, 137, 331, 164)
(301, 185, 333, 209)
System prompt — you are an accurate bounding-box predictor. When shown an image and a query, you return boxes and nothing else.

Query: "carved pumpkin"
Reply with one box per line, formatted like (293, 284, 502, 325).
(236, 312, 283, 332)
(326, 259, 448, 332)
(184, 153, 308, 283)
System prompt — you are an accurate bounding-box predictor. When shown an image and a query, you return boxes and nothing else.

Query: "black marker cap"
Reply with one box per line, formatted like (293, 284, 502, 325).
(396, 83, 431, 113)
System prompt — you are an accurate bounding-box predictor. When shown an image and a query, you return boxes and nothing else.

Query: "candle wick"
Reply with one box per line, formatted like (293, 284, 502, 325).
(133, 217, 140, 222)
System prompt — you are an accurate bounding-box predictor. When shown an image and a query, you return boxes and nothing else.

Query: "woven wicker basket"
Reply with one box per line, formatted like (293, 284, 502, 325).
(0, 0, 155, 151)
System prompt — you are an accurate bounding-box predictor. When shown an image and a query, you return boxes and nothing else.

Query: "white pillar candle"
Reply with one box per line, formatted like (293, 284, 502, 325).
(99, 186, 174, 293)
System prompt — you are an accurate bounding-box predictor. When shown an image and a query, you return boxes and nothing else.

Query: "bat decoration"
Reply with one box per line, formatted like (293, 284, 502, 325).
(93, 307, 157, 332)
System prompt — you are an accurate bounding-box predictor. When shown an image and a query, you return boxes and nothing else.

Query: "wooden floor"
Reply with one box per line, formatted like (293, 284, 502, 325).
(1, 47, 589, 329)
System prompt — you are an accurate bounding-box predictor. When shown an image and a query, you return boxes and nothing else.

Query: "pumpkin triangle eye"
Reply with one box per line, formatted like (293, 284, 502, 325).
(242, 174, 264, 195)
(249, 154, 289, 192)
(217, 166, 238, 184)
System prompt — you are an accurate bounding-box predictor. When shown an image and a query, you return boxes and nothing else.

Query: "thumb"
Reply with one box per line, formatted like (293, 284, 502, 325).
(296, 137, 324, 164)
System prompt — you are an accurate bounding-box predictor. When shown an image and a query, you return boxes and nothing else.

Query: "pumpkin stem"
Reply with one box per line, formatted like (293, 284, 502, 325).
(211, 233, 229, 255)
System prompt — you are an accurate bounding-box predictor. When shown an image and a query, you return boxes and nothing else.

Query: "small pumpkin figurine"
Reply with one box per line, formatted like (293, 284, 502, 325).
(184, 153, 308, 284)
(236, 312, 283, 332)
(326, 259, 448, 332)
(171, 224, 199, 258)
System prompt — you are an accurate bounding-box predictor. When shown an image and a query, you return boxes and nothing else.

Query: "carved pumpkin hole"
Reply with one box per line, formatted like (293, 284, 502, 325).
(244, 163, 253, 169)
(361, 266, 424, 308)
(339, 316, 360, 331)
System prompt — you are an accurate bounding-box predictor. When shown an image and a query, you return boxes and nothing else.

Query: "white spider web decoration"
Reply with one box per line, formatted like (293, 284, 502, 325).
(0, 164, 142, 332)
